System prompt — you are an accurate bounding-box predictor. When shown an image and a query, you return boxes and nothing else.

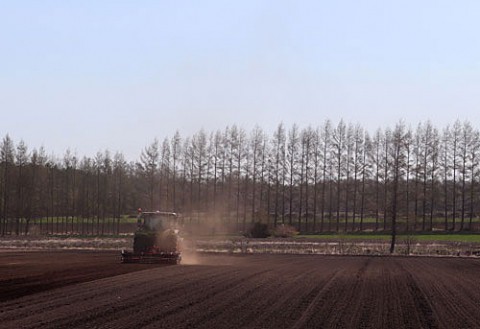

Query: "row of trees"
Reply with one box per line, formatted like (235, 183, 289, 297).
(1, 120, 480, 235)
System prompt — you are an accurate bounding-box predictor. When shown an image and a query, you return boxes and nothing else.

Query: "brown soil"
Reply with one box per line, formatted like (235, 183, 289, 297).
(1, 251, 479, 328)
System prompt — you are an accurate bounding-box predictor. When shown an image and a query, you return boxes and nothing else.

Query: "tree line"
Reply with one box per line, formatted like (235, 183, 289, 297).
(1, 120, 480, 235)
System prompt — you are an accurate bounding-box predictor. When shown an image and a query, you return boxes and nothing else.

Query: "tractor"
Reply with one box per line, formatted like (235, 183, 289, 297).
(121, 211, 182, 264)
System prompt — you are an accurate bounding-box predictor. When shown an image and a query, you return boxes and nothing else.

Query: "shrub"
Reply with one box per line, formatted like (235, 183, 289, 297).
(272, 224, 298, 238)
(248, 222, 270, 238)
(402, 235, 418, 255)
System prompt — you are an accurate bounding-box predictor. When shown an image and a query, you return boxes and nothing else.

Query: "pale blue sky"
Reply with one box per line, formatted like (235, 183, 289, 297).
(1, 1, 480, 159)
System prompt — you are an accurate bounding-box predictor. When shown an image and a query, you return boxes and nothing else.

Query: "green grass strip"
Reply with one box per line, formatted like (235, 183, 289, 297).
(296, 234, 480, 243)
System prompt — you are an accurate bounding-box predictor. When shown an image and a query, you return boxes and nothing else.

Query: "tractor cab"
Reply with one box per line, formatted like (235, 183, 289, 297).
(137, 211, 178, 232)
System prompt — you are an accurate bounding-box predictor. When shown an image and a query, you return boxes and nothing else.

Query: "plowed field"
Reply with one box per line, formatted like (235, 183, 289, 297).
(1, 251, 480, 328)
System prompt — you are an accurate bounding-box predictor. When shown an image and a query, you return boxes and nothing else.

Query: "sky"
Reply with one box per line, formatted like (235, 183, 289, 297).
(1, 1, 480, 160)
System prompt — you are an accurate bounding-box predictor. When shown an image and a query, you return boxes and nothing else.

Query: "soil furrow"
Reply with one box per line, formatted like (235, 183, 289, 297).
(1, 251, 480, 329)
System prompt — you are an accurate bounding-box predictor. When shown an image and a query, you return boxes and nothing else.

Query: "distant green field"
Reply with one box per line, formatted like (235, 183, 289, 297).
(26, 216, 137, 224)
(312, 217, 480, 224)
(296, 234, 480, 243)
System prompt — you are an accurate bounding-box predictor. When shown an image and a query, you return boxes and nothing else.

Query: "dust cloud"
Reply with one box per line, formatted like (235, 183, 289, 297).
(177, 206, 238, 266)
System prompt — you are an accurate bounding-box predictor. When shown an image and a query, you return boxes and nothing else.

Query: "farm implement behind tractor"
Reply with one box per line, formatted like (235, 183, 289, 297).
(121, 211, 182, 264)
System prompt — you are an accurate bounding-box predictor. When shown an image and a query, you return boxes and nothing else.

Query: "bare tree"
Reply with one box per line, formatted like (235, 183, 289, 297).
(171, 131, 182, 212)
(312, 128, 321, 231)
(219, 128, 229, 218)
(321, 121, 333, 231)
(360, 132, 372, 230)
(37, 147, 48, 222)
(344, 124, 355, 231)
(181, 137, 191, 216)
(259, 133, 269, 222)
(234, 127, 246, 228)
(440, 127, 451, 231)
(250, 126, 264, 221)
(404, 128, 413, 232)
(420, 123, 433, 231)
(451, 120, 462, 230)
(227, 127, 236, 221)
(0, 135, 11, 234)
(194, 130, 207, 216)
(113, 152, 127, 234)
(389, 122, 407, 253)
(370, 129, 383, 231)
(140, 139, 159, 211)
(297, 127, 314, 231)
(15, 140, 28, 235)
(160, 137, 171, 211)
(187, 137, 196, 217)
(382, 129, 391, 231)
(63, 149, 78, 233)
(287, 124, 299, 226)
(332, 120, 346, 232)
(272, 124, 286, 226)
(242, 135, 251, 230)
(428, 127, 440, 231)
(78, 157, 92, 234)
(412, 124, 423, 231)
(468, 129, 480, 228)
(351, 125, 364, 231)
(459, 122, 473, 230)
(205, 133, 214, 213)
